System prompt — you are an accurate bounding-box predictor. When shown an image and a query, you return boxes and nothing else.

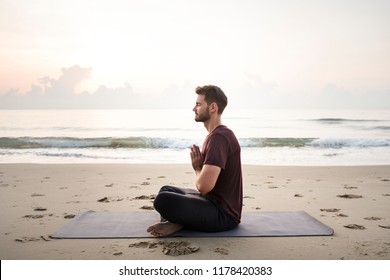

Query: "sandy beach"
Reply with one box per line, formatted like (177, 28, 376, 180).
(0, 163, 389, 260)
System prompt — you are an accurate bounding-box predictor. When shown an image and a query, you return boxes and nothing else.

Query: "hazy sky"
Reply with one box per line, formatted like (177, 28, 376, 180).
(1, 0, 389, 109)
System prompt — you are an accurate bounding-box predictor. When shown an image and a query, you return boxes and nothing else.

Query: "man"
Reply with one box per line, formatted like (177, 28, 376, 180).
(147, 85, 243, 237)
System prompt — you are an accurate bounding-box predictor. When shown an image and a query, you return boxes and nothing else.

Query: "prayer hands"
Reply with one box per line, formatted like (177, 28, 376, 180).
(190, 144, 203, 171)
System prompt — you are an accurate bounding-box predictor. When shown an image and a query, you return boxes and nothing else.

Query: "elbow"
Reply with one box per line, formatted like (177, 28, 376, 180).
(197, 186, 208, 195)
(196, 181, 213, 195)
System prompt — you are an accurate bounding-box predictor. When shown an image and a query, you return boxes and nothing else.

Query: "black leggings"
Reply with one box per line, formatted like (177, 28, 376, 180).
(153, 185, 238, 232)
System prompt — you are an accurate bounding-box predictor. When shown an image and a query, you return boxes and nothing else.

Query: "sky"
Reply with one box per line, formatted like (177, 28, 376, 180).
(0, 0, 389, 109)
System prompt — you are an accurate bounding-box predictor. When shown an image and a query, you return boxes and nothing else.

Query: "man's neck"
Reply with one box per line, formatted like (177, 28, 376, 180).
(204, 116, 222, 133)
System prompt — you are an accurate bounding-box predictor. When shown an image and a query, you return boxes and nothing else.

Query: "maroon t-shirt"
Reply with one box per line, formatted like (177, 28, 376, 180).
(201, 125, 243, 224)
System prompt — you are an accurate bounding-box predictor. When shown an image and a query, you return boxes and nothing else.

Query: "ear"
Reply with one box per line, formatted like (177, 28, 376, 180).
(210, 102, 218, 112)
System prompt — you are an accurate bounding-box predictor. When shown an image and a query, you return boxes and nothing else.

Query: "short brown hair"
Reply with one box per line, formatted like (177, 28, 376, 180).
(195, 85, 228, 114)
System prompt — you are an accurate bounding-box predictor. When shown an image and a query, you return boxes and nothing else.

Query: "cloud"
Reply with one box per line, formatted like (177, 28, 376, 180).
(0, 65, 198, 109)
(0, 65, 139, 109)
(1, 65, 389, 109)
(46, 65, 92, 96)
(91, 83, 137, 109)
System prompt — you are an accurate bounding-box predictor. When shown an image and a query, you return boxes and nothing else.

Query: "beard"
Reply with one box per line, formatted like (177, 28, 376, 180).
(194, 109, 211, 122)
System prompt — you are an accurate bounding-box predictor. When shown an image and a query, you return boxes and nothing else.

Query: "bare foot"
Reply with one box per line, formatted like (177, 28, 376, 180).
(146, 221, 183, 237)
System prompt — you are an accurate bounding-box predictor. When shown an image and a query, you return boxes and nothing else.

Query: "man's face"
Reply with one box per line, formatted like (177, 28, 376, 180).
(193, 94, 210, 122)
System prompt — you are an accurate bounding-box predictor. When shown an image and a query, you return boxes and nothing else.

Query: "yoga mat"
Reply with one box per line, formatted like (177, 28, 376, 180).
(50, 211, 334, 238)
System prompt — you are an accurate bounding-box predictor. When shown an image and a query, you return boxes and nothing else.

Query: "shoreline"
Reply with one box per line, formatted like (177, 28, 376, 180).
(1, 164, 389, 260)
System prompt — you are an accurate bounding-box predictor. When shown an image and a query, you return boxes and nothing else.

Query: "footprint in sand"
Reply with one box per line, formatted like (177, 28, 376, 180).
(344, 224, 366, 230)
(320, 208, 340, 212)
(337, 194, 363, 199)
(129, 241, 151, 248)
(64, 214, 76, 219)
(129, 241, 199, 256)
(97, 196, 124, 203)
(378, 225, 390, 229)
(31, 193, 45, 197)
(129, 241, 160, 249)
(214, 247, 229, 255)
(15, 237, 41, 243)
(133, 195, 156, 200)
(23, 214, 45, 219)
(15, 236, 51, 243)
(364, 216, 382, 221)
(140, 205, 154, 210)
(97, 197, 110, 202)
(34, 207, 47, 211)
(101, 242, 124, 256)
(162, 241, 199, 256)
(129, 241, 158, 248)
(336, 213, 348, 217)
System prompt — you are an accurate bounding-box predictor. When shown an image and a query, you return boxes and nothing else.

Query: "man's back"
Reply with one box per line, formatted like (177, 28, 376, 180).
(202, 125, 243, 223)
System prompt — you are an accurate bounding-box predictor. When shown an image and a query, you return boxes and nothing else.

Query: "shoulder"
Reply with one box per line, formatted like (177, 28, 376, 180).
(207, 126, 239, 148)
(212, 125, 240, 150)
(213, 125, 232, 135)
(212, 125, 237, 140)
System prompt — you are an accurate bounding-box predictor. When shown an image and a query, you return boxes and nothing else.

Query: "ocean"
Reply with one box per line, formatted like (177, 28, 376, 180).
(0, 109, 389, 165)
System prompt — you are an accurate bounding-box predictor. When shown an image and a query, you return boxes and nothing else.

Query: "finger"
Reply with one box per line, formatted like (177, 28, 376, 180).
(193, 145, 201, 155)
(190, 147, 195, 159)
(190, 145, 198, 158)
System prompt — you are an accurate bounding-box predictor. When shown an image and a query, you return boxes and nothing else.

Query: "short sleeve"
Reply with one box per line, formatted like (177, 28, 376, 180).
(203, 134, 229, 169)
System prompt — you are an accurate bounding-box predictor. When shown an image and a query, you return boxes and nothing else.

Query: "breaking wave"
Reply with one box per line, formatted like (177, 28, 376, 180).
(1, 136, 389, 150)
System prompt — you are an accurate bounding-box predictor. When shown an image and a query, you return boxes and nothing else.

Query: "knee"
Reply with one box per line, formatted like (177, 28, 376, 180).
(153, 186, 170, 210)
(153, 191, 169, 212)
(158, 185, 175, 193)
(154, 185, 184, 213)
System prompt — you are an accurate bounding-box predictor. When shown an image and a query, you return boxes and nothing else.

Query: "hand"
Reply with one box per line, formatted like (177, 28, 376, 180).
(190, 144, 203, 171)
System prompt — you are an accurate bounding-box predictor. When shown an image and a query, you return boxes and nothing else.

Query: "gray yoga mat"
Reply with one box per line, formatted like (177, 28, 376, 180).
(50, 211, 333, 238)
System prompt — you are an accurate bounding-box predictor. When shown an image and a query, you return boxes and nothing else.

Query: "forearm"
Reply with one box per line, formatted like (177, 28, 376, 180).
(193, 164, 220, 194)
(194, 169, 202, 192)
